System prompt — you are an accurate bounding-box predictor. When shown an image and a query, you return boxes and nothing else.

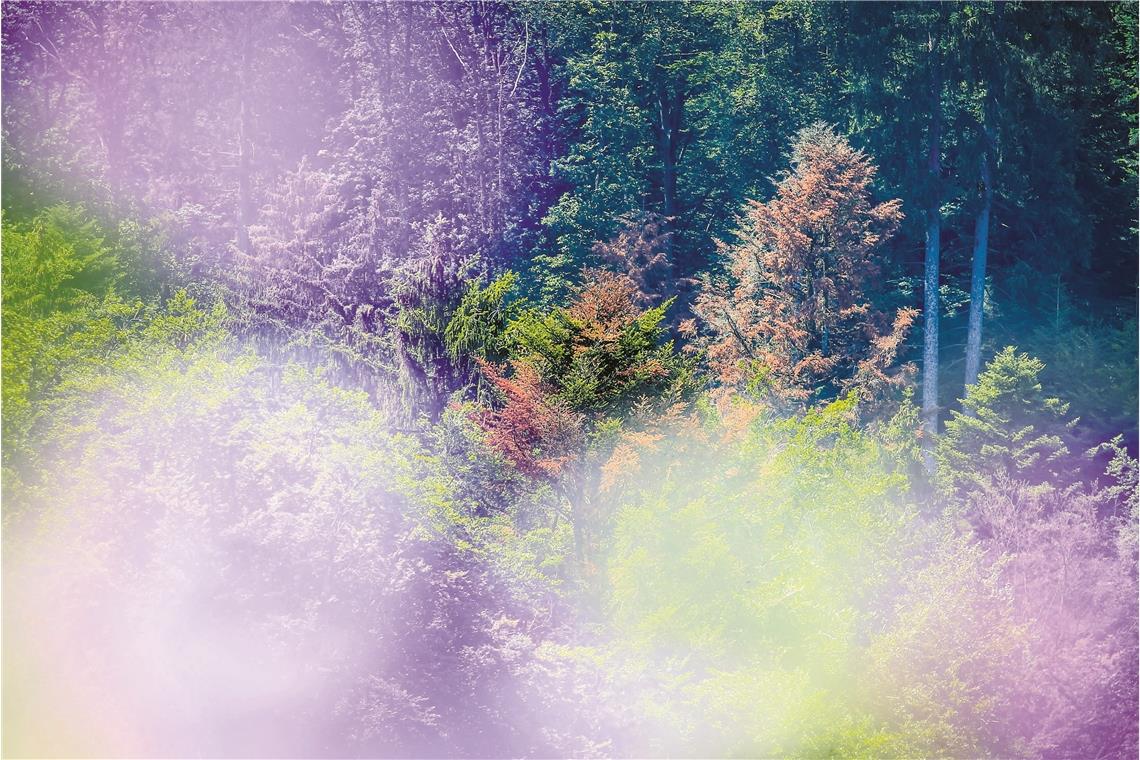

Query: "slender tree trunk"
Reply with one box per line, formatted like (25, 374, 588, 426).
(818, 249, 832, 358)
(655, 78, 683, 262)
(821, 291, 831, 358)
(103, 112, 127, 208)
(84, 7, 127, 208)
(964, 146, 993, 388)
(235, 23, 253, 257)
(922, 209, 940, 472)
(657, 84, 680, 225)
(921, 56, 942, 475)
(568, 475, 588, 567)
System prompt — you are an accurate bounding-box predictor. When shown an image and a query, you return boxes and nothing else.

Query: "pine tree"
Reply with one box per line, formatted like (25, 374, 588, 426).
(693, 123, 909, 406)
(938, 346, 1077, 499)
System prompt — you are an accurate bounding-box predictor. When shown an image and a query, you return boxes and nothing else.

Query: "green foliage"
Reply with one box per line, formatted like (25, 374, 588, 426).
(1027, 316, 1138, 440)
(592, 391, 1112, 757)
(858, 522, 1026, 758)
(443, 272, 526, 404)
(3, 328, 546, 756)
(1, 206, 219, 471)
(507, 295, 698, 423)
(444, 272, 523, 364)
(534, 1, 845, 292)
(537, 9, 655, 294)
(471, 271, 704, 565)
(604, 396, 919, 755)
(3, 4, 1137, 756)
(938, 346, 1076, 499)
(414, 405, 578, 602)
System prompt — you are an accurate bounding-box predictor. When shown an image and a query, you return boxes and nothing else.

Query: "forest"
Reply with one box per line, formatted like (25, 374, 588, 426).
(1, 1, 1137, 757)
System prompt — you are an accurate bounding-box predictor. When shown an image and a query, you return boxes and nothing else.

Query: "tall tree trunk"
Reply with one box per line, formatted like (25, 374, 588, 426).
(657, 83, 680, 225)
(921, 54, 942, 476)
(102, 111, 127, 208)
(85, 6, 128, 208)
(235, 22, 253, 257)
(820, 257, 831, 358)
(654, 78, 683, 262)
(568, 474, 589, 568)
(964, 143, 993, 388)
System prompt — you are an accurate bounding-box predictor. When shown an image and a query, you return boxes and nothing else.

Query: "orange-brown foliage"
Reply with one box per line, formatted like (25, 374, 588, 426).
(694, 123, 909, 405)
(592, 214, 674, 309)
(567, 270, 642, 343)
(475, 359, 584, 480)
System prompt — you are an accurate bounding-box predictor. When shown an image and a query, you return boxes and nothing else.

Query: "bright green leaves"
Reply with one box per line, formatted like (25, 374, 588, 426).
(543, 12, 654, 278)
(2, 205, 224, 484)
(2, 208, 122, 448)
(444, 272, 523, 367)
(476, 269, 699, 428)
(605, 395, 918, 755)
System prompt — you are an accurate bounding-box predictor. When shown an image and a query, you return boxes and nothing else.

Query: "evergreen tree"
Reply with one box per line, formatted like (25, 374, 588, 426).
(938, 346, 1077, 499)
(692, 123, 911, 406)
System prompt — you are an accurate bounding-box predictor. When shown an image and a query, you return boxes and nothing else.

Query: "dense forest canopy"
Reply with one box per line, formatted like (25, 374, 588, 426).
(2, 2, 1137, 758)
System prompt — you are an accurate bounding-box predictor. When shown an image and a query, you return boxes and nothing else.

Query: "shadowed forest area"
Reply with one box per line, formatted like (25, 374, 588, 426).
(2, 2, 1137, 757)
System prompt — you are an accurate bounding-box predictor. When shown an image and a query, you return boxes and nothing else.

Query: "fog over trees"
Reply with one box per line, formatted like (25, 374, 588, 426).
(2, 2, 1137, 757)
